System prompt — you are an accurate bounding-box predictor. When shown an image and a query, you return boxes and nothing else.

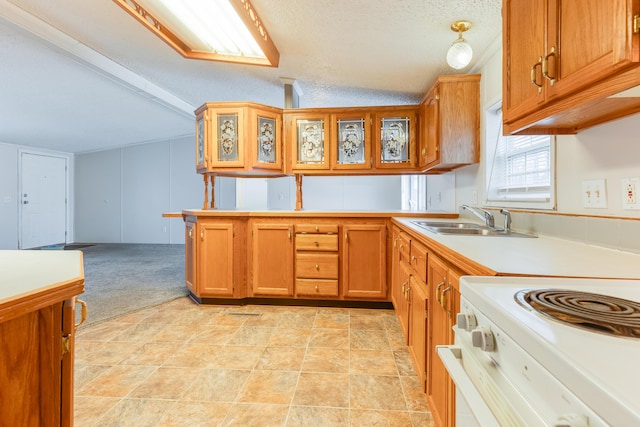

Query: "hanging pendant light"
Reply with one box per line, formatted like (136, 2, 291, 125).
(446, 20, 473, 70)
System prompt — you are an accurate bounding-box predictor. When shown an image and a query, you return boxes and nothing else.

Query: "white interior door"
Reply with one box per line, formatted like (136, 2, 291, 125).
(20, 153, 67, 249)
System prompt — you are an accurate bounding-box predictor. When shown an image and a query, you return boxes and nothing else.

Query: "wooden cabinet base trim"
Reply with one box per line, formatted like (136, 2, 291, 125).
(189, 292, 393, 309)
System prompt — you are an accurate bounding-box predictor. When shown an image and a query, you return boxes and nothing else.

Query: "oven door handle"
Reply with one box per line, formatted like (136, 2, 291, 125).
(436, 345, 502, 427)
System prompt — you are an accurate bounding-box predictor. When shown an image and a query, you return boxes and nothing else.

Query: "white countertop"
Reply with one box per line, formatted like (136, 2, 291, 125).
(395, 218, 640, 279)
(0, 250, 84, 303)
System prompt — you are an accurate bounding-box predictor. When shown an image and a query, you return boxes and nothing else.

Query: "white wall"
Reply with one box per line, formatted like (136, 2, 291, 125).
(0, 143, 19, 249)
(74, 136, 202, 244)
(454, 42, 640, 252)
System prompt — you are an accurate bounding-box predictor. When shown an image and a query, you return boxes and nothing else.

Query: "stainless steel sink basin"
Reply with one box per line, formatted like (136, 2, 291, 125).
(411, 221, 483, 229)
(411, 221, 536, 238)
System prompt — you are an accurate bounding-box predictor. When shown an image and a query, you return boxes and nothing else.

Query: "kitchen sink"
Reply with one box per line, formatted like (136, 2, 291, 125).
(411, 221, 536, 238)
(411, 221, 484, 229)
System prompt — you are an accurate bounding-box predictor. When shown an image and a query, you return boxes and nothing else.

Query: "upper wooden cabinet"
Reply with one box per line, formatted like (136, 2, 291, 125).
(418, 75, 480, 173)
(503, 0, 640, 134)
(194, 102, 283, 174)
(287, 111, 332, 172)
(373, 108, 417, 170)
(330, 111, 372, 171)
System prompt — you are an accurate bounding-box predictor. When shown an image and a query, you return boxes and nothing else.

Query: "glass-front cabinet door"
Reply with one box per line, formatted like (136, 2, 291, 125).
(373, 109, 417, 169)
(209, 107, 245, 168)
(250, 106, 282, 170)
(331, 112, 371, 170)
(195, 109, 209, 173)
(289, 112, 331, 171)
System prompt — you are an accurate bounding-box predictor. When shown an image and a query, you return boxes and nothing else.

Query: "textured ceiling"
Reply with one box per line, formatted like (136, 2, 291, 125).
(0, 0, 502, 153)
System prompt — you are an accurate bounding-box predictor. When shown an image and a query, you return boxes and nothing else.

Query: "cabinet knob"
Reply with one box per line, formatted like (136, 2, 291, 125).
(421, 148, 426, 157)
(315, 264, 320, 270)
(315, 226, 319, 232)
(314, 240, 319, 246)
(315, 284, 319, 291)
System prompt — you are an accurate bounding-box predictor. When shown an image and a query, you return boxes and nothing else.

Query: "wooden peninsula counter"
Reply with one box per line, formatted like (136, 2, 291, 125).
(0, 250, 85, 427)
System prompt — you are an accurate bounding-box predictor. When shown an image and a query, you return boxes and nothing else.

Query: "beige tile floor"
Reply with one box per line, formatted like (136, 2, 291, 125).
(75, 297, 435, 426)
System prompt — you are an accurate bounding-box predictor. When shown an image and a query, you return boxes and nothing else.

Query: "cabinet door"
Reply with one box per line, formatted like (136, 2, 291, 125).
(195, 110, 209, 172)
(252, 223, 294, 296)
(373, 109, 417, 169)
(250, 106, 283, 171)
(331, 112, 372, 170)
(185, 221, 197, 294)
(199, 222, 235, 297)
(502, 0, 547, 123)
(427, 254, 450, 427)
(208, 107, 246, 168)
(395, 259, 412, 342)
(419, 95, 439, 168)
(288, 113, 331, 171)
(342, 224, 387, 299)
(409, 275, 429, 392)
(545, 0, 639, 102)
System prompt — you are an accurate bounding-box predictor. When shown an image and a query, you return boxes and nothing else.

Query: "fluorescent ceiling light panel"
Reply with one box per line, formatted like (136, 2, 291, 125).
(113, 0, 279, 67)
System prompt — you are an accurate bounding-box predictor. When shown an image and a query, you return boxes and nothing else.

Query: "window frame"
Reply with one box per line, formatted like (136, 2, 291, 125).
(484, 103, 556, 210)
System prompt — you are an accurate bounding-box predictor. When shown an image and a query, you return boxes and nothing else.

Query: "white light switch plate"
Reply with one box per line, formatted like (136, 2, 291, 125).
(582, 179, 607, 208)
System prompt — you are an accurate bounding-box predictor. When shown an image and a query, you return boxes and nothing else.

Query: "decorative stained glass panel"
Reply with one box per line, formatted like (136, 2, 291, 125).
(197, 117, 205, 164)
(297, 119, 325, 164)
(257, 116, 276, 163)
(380, 117, 410, 163)
(217, 113, 239, 162)
(337, 119, 365, 165)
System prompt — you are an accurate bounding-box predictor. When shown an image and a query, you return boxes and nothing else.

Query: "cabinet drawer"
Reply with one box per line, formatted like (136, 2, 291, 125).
(296, 253, 339, 279)
(410, 240, 428, 283)
(295, 279, 339, 297)
(296, 234, 338, 251)
(397, 232, 411, 259)
(295, 224, 339, 234)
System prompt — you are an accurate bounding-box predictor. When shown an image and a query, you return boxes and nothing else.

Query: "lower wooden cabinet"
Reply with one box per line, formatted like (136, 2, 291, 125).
(409, 274, 429, 392)
(185, 221, 196, 294)
(427, 254, 460, 427)
(200, 222, 235, 297)
(185, 216, 389, 302)
(251, 223, 294, 296)
(342, 223, 387, 299)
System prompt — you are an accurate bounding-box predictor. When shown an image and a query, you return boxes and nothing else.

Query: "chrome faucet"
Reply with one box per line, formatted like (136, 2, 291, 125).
(500, 208, 512, 232)
(461, 205, 495, 229)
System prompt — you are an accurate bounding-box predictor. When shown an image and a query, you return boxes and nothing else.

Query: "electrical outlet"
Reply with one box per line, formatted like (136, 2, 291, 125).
(582, 179, 607, 208)
(621, 177, 640, 209)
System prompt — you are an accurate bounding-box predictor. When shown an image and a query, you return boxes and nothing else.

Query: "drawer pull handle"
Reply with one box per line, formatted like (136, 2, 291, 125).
(315, 284, 319, 291)
(315, 226, 319, 232)
(75, 299, 88, 329)
(315, 264, 320, 270)
(314, 240, 319, 246)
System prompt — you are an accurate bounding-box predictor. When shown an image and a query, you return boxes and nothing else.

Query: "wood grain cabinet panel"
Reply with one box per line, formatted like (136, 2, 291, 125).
(252, 223, 294, 296)
(342, 223, 387, 299)
(295, 253, 339, 279)
(199, 222, 235, 297)
(418, 75, 480, 173)
(503, 0, 640, 134)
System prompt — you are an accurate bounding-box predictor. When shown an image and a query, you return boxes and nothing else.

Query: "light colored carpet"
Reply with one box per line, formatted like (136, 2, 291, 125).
(77, 244, 188, 327)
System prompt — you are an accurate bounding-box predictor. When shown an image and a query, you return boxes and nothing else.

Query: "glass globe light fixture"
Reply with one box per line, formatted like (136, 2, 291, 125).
(446, 20, 473, 70)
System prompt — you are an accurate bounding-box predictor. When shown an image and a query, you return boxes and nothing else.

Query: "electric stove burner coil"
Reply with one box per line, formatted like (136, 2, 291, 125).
(515, 289, 640, 338)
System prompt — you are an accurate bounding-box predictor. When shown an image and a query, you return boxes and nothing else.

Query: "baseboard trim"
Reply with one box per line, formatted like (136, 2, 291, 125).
(188, 292, 393, 310)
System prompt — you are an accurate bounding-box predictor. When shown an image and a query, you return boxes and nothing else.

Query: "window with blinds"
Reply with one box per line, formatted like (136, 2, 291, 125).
(485, 106, 555, 209)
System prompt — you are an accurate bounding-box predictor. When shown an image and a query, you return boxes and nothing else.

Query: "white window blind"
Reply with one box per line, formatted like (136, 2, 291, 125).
(485, 107, 555, 208)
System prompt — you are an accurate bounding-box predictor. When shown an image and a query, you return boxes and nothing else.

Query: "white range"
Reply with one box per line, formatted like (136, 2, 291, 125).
(438, 276, 640, 427)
